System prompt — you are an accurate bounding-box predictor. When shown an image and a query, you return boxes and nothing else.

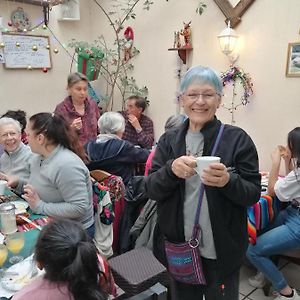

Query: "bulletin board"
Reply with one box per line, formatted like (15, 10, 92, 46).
(2, 33, 52, 69)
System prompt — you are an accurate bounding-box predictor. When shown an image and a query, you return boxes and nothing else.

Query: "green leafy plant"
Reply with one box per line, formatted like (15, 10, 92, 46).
(68, 0, 206, 111)
(69, 0, 155, 111)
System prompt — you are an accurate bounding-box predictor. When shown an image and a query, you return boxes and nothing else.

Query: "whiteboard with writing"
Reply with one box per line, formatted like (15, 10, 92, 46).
(2, 34, 52, 69)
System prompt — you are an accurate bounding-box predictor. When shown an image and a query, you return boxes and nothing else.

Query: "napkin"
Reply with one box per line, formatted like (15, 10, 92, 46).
(0, 254, 44, 298)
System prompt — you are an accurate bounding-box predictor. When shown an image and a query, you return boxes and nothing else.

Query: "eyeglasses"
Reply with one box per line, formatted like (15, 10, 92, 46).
(0, 132, 19, 139)
(184, 93, 219, 101)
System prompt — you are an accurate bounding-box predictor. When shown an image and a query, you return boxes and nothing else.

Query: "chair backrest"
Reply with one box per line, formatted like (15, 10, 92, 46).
(91, 169, 112, 182)
(91, 171, 126, 254)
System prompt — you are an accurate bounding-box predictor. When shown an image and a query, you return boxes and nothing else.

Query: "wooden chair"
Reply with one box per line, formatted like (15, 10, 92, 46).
(90, 169, 111, 182)
(90, 169, 126, 253)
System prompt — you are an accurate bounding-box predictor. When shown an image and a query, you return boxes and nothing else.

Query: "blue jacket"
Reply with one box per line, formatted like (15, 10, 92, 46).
(85, 138, 150, 184)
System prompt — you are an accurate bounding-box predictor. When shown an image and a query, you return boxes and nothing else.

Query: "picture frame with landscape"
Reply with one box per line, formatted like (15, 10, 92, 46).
(286, 42, 300, 77)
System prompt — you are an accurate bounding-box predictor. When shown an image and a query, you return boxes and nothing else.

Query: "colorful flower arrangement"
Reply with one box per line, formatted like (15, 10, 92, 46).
(221, 66, 253, 105)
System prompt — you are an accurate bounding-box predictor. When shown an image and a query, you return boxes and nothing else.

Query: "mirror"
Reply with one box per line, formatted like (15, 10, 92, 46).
(213, 0, 256, 28)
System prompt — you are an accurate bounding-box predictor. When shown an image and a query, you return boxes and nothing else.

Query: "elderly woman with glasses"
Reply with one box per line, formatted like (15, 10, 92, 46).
(0, 113, 94, 237)
(146, 66, 261, 300)
(0, 117, 32, 181)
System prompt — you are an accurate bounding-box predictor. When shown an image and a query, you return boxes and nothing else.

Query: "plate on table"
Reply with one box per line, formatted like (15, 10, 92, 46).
(10, 201, 29, 214)
(1, 256, 41, 292)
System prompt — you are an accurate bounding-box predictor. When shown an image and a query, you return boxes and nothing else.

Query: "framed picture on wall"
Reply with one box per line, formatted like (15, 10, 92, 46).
(286, 42, 300, 77)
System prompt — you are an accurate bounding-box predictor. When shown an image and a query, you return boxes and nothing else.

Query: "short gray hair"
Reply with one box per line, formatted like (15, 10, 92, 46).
(67, 72, 88, 88)
(99, 112, 125, 134)
(0, 117, 22, 134)
(164, 114, 186, 131)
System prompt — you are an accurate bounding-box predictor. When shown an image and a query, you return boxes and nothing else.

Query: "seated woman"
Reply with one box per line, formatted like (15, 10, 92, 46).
(1, 113, 94, 235)
(12, 219, 115, 300)
(247, 127, 300, 300)
(85, 112, 150, 185)
(0, 117, 32, 181)
(1, 110, 28, 144)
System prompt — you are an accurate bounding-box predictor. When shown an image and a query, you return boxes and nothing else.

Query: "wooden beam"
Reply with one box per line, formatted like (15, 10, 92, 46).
(213, 0, 256, 28)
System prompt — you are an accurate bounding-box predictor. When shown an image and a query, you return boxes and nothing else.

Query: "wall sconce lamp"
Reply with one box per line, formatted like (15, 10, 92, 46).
(218, 21, 239, 64)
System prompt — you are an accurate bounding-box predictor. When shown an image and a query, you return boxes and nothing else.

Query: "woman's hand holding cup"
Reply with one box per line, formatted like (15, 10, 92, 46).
(171, 156, 197, 179)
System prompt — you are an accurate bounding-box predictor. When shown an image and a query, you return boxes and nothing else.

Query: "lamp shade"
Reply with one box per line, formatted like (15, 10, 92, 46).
(218, 26, 238, 55)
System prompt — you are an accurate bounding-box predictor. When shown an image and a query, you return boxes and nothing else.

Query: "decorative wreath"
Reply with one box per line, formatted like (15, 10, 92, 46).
(221, 66, 253, 105)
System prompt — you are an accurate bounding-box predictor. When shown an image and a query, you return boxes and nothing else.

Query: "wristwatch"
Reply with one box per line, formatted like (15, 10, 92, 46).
(136, 128, 142, 133)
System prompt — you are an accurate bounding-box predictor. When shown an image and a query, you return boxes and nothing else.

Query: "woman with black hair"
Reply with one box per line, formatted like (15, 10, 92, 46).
(247, 127, 300, 300)
(0, 113, 94, 235)
(12, 219, 113, 300)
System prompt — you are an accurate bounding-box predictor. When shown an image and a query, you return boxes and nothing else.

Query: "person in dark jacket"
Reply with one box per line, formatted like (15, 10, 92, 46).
(85, 112, 150, 185)
(146, 66, 261, 300)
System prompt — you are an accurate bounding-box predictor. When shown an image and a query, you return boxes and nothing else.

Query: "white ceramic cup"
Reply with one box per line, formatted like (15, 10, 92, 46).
(194, 156, 221, 176)
(0, 180, 7, 195)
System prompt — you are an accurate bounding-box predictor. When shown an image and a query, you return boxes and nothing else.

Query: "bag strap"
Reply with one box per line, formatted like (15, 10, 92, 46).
(191, 123, 225, 240)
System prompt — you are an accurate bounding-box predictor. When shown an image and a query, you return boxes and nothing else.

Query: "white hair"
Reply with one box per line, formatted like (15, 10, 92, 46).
(0, 117, 22, 133)
(98, 112, 125, 134)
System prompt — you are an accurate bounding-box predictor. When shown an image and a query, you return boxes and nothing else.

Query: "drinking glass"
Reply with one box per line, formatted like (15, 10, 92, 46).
(0, 244, 8, 267)
(6, 232, 25, 264)
(0, 244, 8, 276)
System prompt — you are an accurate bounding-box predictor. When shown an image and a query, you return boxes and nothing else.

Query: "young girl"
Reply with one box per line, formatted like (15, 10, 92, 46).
(12, 219, 115, 300)
(247, 127, 300, 300)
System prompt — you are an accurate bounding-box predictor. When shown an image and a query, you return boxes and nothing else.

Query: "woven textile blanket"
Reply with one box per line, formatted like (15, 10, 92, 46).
(247, 195, 280, 244)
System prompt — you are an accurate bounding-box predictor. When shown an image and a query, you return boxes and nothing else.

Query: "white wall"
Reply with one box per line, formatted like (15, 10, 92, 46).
(0, 1, 92, 113)
(1, 0, 300, 172)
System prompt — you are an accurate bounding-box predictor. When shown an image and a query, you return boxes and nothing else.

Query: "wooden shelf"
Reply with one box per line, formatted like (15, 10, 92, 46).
(7, 0, 59, 6)
(168, 47, 193, 64)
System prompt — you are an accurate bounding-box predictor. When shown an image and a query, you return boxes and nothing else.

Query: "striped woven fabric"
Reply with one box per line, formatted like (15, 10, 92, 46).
(247, 195, 280, 244)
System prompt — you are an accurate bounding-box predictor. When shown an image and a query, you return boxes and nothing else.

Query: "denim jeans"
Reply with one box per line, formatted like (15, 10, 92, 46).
(247, 206, 300, 291)
(86, 223, 95, 239)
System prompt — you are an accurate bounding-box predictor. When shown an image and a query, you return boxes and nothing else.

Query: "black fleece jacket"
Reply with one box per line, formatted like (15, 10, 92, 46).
(146, 117, 261, 281)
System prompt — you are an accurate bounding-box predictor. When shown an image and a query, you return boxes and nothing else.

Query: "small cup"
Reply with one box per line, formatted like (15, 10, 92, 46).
(194, 156, 221, 176)
(0, 180, 7, 195)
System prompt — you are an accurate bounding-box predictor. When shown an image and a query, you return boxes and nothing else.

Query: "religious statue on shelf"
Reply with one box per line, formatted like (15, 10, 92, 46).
(123, 26, 134, 63)
(181, 21, 192, 48)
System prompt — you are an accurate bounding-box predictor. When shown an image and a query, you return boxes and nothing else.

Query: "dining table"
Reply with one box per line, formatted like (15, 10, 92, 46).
(0, 188, 47, 299)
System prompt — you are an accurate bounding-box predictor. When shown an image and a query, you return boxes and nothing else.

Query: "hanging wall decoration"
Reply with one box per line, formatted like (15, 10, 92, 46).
(77, 47, 104, 81)
(221, 65, 253, 124)
(10, 7, 31, 32)
(123, 26, 134, 63)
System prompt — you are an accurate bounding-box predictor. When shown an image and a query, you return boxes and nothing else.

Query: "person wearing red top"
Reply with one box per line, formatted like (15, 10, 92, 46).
(54, 72, 100, 146)
(121, 95, 154, 149)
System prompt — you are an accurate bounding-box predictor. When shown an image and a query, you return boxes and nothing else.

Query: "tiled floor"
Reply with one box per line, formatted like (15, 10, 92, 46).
(239, 260, 300, 299)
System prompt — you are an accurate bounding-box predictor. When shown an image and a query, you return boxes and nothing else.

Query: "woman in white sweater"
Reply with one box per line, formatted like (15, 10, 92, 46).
(1, 113, 94, 236)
